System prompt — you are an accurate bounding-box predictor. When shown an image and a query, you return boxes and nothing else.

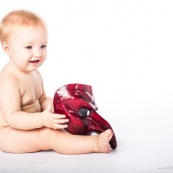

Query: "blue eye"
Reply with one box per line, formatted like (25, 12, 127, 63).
(25, 46, 32, 49)
(41, 45, 46, 49)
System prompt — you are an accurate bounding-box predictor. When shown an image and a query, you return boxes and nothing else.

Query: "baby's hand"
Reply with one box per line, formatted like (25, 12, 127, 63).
(40, 104, 69, 129)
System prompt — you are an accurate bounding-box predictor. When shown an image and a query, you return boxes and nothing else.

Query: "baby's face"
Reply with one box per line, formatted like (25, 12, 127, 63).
(7, 26, 47, 72)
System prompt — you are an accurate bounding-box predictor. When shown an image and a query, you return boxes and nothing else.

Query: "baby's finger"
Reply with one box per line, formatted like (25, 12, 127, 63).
(54, 119, 69, 124)
(52, 114, 66, 119)
(53, 123, 68, 129)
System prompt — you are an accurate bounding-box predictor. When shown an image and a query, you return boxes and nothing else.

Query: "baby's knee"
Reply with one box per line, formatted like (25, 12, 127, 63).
(38, 127, 51, 136)
(37, 127, 52, 150)
(38, 127, 62, 149)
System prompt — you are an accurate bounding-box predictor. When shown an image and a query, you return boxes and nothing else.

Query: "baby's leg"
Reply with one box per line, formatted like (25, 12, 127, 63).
(0, 127, 47, 153)
(45, 128, 113, 154)
(0, 127, 113, 154)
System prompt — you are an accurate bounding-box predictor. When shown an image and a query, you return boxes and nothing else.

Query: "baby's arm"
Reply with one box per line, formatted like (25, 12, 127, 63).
(39, 92, 54, 112)
(0, 76, 68, 130)
(38, 79, 70, 129)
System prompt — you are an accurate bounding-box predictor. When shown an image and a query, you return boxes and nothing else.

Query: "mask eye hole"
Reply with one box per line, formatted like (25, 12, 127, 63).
(78, 108, 90, 118)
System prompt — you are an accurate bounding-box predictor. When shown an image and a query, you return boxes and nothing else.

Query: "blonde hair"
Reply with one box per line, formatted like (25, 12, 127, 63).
(0, 9, 47, 42)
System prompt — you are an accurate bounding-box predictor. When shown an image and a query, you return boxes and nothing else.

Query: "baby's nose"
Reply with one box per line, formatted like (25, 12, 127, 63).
(33, 49, 42, 57)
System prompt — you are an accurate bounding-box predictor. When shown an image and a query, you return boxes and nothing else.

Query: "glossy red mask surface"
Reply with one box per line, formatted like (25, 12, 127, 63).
(53, 83, 117, 149)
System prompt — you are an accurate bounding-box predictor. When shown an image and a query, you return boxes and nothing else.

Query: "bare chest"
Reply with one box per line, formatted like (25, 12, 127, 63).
(20, 74, 42, 107)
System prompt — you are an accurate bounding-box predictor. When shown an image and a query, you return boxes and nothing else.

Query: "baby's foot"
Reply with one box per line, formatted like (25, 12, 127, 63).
(94, 129, 113, 153)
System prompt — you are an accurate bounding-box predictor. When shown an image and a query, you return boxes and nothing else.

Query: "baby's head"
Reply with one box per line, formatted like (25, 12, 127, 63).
(0, 9, 47, 43)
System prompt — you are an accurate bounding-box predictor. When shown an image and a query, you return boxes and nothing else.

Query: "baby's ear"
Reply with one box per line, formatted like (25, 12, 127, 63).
(1, 41, 11, 56)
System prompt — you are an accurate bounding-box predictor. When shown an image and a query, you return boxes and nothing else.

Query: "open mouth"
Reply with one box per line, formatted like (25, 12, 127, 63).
(30, 60, 40, 63)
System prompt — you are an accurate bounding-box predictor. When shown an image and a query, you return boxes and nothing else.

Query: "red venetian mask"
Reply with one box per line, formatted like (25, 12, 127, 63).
(53, 83, 117, 149)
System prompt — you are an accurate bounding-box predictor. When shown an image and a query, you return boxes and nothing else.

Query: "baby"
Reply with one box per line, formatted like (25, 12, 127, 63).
(0, 9, 113, 154)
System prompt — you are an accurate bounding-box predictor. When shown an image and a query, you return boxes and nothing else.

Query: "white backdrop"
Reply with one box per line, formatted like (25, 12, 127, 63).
(0, 1, 173, 173)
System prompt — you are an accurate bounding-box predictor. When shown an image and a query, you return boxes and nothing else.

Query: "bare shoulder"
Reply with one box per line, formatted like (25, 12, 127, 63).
(0, 65, 17, 85)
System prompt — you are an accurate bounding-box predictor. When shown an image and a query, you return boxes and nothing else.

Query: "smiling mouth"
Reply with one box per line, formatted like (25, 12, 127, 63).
(29, 60, 40, 63)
